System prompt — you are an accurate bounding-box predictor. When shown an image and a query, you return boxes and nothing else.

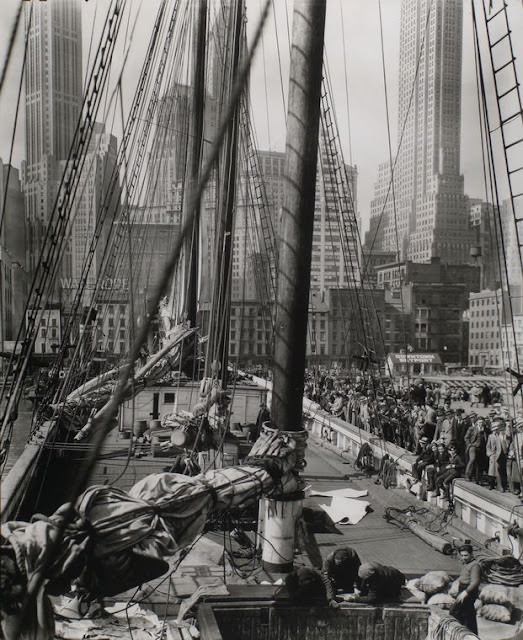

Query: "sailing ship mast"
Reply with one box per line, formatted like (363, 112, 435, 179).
(204, 0, 245, 389)
(167, 0, 208, 378)
(260, 0, 326, 572)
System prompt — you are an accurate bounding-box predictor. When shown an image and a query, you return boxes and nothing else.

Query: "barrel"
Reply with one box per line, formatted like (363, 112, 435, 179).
(133, 420, 148, 438)
(149, 419, 162, 431)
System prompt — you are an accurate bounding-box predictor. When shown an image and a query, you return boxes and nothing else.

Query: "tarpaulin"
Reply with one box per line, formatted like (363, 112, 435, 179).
(318, 497, 371, 525)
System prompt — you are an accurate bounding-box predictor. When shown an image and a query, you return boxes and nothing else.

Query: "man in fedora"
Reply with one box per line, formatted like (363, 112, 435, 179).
(464, 417, 487, 484)
(412, 436, 435, 485)
(486, 418, 508, 491)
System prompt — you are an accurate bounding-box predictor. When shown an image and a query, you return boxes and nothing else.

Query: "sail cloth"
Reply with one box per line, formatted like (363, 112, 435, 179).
(0, 430, 301, 640)
(318, 497, 371, 525)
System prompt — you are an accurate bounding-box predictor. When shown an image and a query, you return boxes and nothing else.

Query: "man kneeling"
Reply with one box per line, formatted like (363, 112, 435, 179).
(344, 562, 405, 603)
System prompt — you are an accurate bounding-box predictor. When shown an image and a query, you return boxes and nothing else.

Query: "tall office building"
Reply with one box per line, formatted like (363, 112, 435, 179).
(22, 0, 82, 276)
(367, 0, 474, 264)
(313, 144, 359, 292)
(64, 124, 119, 304)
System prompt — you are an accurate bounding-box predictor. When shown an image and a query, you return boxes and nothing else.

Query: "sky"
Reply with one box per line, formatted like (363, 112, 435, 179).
(0, 0, 522, 233)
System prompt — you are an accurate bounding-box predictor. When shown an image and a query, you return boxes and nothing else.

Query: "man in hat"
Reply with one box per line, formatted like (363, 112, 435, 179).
(433, 406, 457, 446)
(434, 441, 464, 500)
(486, 418, 508, 491)
(450, 544, 480, 634)
(464, 417, 487, 483)
(422, 398, 437, 440)
(412, 436, 435, 484)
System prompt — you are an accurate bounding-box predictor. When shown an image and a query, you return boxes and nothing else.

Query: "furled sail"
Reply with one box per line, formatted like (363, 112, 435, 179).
(0, 428, 304, 640)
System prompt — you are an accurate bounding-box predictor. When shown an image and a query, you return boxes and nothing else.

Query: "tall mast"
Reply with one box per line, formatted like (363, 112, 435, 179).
(261, 0, 326, 574)
(205, 0, 244, 388)
(271, 0, 326, 432)
(183, 0, 207, 330)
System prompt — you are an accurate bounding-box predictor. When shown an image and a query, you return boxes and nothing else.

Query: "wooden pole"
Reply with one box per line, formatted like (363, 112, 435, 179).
(184, 0, 207, 329)
(262, 0, 326, 574)
(271, 0, 326, 432)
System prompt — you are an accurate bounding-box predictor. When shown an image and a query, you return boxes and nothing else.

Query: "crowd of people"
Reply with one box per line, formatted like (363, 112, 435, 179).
(304, 371, 523, 498)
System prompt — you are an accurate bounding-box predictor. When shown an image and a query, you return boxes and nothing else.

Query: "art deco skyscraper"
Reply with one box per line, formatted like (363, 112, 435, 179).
(368, 0, 474, 264)
(22, 0, 82, 275)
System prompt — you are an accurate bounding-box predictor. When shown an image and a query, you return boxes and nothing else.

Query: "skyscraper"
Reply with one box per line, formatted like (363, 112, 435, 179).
(313, 145, 359, 292)
(22, 0, 82, 275)
(367, 0, 474, 264)
(66, 123, 119, 299)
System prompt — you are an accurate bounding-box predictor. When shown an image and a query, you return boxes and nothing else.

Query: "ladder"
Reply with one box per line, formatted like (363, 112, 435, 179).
(319, 77, 381, 371)
(239, 98, 277, 311)
(481, 0, 523, 271)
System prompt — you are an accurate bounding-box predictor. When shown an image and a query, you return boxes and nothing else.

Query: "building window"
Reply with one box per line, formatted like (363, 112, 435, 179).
(164, 393, 175, 404)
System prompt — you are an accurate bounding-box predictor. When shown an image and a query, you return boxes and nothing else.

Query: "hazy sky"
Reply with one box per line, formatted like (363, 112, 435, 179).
(0, 0, 522, 232)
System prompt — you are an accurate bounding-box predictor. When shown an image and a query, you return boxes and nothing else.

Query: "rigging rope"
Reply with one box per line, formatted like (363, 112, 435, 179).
(0, 2, 22, 96)
(0, 3, 32, 245)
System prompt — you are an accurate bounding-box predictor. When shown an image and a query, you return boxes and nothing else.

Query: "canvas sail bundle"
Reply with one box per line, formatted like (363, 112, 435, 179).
(0, 428, 302, 640)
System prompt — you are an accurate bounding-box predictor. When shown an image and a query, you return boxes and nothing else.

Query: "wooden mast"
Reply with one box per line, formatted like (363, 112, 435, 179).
(261, 0, 326, 573)
(183, 0, 207, 331)
(271, 0, 326, 432)
(205, 0, 244, 388)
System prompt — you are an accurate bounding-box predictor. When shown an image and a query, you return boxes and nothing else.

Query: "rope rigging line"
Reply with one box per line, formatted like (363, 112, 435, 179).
(339, 0, 353, 167)
(0, 1, 22, 96)
(0, 3, 32, 244)
(270, 0, 287, 120)
(238, 101, 277, 342)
